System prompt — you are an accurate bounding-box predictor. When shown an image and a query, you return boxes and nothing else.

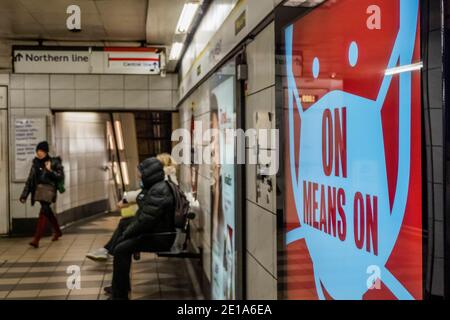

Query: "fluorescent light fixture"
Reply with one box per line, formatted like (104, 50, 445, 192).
(176, 2, 200, 34)
(106, 121, 115, 150)
(113, 162, 121, 185)
(114, 120, 124, 151)
(385, 62, 423, 76)
(169, 42, 184, 61)
(120, 161, 130, 186)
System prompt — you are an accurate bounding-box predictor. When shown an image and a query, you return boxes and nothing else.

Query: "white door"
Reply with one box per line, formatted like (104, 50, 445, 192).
(0, 109, 9, 234)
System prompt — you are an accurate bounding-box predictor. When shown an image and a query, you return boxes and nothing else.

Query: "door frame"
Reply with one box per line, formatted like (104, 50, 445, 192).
(0, 85, 10, 235)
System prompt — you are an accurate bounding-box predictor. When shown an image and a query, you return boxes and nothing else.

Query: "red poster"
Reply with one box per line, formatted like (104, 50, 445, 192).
(284, 0, 422, 300)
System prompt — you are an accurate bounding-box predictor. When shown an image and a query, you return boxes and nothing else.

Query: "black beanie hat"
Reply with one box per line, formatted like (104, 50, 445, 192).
(36, 141, 49, 153)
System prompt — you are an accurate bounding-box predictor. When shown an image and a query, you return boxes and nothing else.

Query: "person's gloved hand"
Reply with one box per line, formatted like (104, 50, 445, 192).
(19, 197, 26, 204)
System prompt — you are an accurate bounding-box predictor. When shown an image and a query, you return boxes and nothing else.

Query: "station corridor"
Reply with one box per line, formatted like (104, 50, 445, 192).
(0, 214, 200, 300)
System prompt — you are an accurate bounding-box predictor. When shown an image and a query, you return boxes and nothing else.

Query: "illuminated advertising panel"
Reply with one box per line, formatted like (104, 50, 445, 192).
(211, 61, 237, 300)
(283, 0, 422, 300)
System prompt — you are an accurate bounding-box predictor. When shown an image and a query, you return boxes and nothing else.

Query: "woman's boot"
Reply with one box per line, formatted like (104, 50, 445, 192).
(47, 213, 62, 241)
(29, 214, 46, 248)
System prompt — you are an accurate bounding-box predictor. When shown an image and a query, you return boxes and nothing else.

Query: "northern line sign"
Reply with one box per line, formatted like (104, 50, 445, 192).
(13, 47, 161, 75)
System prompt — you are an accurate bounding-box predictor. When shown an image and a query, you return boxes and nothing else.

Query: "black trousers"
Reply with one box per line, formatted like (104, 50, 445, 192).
(112, 234, 175, 300)
(39, 201, 54, 219)
(104, 217, 135, 253)
(39, 201, 61, 234)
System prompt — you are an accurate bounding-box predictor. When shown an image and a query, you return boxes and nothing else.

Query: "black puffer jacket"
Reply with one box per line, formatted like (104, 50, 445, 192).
(21, 156, 64, 205)
(121, 158, 175, 240)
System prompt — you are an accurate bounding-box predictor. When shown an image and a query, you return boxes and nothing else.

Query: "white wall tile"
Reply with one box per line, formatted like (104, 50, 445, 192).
(149, 90, 173, 110)
(51, 90, 75, 109)
(75, 75, 99, 89)
(246, 87, 275, 129)
(24, 108, 51, 116)
(246, 252, 277, 299)
(24, 74, 49, 89)
(125, 90, 148, 109)
(76, 90, 99, 109)
(50, 75, 75, 89)
(9, 107, 24, 116)
(246, 201, 277, 277)
(10, 74, 24, 89)
(247, 22, 275, 95)
(10, 201, 26, 219)
(150, 75, 173, 90)
(0, 74, 9, 86)
(24, 90, 49, 108)
(171, 73, 178, 90)
(100, 90, 124, 109)
(100, 75, 124, 90)
(172, 90, 180, 107)
(125, 75, 149, 90)
(10, 183, 24, 201)
(10, 89, 24, 108)
(26, 202, 39, 218)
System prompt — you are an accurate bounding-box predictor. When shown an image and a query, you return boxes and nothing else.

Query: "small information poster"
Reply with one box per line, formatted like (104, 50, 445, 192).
(14, 117, 46, 181)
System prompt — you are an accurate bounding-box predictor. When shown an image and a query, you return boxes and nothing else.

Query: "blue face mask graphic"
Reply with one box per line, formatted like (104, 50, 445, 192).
(285, 0, 419, 300)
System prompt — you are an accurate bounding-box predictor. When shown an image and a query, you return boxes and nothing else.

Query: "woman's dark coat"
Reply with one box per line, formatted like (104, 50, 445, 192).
(21, 156, 64, 205)
(121, 158, 175, 240)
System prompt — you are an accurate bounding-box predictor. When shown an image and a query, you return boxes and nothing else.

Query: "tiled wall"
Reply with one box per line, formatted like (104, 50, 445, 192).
(53, 112, 110, 215)
(7, 73, 178, 222)
(424, 0, 445, 298)
(9, 74, 178, 112)
(245, 22, 278, 300)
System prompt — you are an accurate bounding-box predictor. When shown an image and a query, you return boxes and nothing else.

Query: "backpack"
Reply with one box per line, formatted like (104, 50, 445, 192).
(166, 176, 190, 231)
(51, 156, 66, 194)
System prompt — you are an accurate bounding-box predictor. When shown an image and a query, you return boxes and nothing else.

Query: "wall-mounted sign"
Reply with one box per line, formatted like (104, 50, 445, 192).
(283, 0, 422, 300)
(13, 47, 160, 75)
(235, 10, 246, 36)
(13, 117, 47, 182)
(102, 48, 160, 74)
(13, 50, 91, 74)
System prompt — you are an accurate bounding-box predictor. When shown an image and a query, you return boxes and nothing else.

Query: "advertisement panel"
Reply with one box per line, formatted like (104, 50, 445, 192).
(283, 0, 422, 300)
(210, 61, 237, 300)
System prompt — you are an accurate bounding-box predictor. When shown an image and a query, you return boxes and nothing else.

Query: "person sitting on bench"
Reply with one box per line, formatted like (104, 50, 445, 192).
(108, 157, 176, 300)
(86, 153, 178, 262)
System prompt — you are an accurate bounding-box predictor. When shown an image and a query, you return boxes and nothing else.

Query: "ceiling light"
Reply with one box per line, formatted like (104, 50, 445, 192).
(176, 2, 200, 34)
(169, 42, 184, 61)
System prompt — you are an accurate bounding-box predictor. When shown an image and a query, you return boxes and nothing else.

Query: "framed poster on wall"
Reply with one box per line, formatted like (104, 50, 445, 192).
(12, 117, 47, 182)
(279, 0, 423, 300)
(210, 59, 238, 300)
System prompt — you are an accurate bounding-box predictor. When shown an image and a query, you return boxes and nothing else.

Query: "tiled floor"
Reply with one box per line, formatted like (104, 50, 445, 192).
(0, 214, 199, 300)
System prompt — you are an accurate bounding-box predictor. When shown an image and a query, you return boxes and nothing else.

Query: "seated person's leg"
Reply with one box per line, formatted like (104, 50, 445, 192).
(111, 237, 140, 300)
(87, 217, 135, 262)
(109, 234, 176, 299)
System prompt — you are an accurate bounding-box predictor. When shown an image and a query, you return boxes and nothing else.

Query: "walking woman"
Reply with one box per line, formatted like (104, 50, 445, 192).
(20, 141, 63, 248)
